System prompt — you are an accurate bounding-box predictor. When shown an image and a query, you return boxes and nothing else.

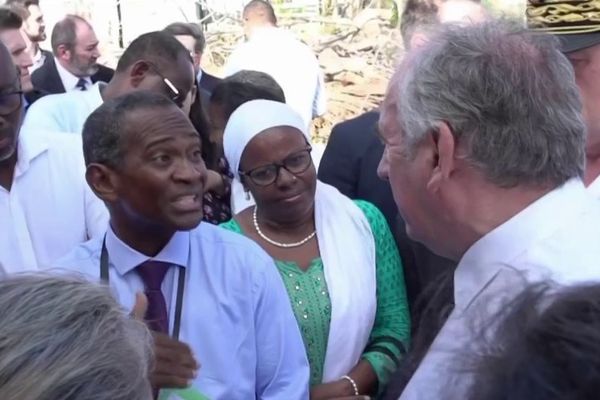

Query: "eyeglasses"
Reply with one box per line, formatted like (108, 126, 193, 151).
(0, 73, 23, 116)
(146, 61, 183, 107)
(0, 91, 23, 116)
(239, 147, 313, 186)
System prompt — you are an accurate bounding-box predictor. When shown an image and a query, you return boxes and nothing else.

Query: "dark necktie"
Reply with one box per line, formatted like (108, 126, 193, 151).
(136, 260, 171, 333)
(76, 78, 88, 91)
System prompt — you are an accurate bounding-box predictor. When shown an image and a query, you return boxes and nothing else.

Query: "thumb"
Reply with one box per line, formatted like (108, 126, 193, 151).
(130, 292, 148, 320)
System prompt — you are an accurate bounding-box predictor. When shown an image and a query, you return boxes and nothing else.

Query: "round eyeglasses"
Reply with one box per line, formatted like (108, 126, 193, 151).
(0, 72, 23, 116)
(239, 147, 313, 186)
(0, 91, 23, 116)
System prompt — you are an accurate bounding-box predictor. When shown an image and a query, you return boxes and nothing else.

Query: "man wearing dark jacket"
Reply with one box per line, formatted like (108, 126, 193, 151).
(163, 21, 221, 96)
(31, 15, 113, 95)
(318, 111, 455, 317)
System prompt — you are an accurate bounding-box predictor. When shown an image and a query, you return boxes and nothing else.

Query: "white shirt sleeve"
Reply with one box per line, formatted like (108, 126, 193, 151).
(84, 185, 109, 240)
(63, 133, 109, 240)
(223, 45, 246, 78)
(312, 69, 327, 117)
(22, 96, 66, 133)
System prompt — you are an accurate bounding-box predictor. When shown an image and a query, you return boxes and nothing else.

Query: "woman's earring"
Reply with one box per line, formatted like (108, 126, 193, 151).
(245, 191, 251, 201)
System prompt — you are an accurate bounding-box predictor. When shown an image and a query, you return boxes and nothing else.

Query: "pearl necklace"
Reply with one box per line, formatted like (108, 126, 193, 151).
(252, 207, 316, 248)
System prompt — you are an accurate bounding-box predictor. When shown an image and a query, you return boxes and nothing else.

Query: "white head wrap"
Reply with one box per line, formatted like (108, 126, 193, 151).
(224, 100, 310, 213)
(223, 99, 377, 382)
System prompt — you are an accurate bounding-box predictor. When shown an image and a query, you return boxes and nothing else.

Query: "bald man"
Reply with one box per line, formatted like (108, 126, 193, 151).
(224, 0, 326, 129)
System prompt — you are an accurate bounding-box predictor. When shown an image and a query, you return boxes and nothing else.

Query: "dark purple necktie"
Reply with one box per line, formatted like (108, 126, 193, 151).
(76, 78, 87, 91)
(136, 260, 171, 334)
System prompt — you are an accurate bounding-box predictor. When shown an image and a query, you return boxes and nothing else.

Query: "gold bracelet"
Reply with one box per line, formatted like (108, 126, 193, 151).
(341, 375, 359, 395)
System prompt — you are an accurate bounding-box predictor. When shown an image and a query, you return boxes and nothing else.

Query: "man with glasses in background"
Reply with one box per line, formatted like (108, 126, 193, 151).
(22, 30, 195, 135)
(0, 40, 108, 273)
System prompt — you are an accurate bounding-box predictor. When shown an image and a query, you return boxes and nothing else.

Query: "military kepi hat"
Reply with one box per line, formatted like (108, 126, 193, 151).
(527, 0, 600, 53)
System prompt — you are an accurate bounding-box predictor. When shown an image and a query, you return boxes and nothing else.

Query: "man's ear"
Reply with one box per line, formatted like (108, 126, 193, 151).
(86, 163, 119, 203)
(427, 121, 456, 193)
(128, 60, 152, 88)
(55, 44, 71, 61)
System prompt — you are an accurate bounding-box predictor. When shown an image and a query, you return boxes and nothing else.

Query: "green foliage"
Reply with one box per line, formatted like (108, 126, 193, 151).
(390, 1, 399, 27)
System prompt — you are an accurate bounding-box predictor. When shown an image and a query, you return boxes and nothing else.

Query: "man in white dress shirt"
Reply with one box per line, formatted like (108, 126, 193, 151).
(224, 0, 326, 128)
(30, 15, 114, 96)
(527, 0, 600, 198)
(377, 20, 600, 399)
(23, 31, 196, 134)
(0, 42, 107, 273)
(53, 91, 309, 399)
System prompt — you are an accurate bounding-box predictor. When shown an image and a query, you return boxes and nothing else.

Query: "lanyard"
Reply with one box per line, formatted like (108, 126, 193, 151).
(100, 238, 186, 340)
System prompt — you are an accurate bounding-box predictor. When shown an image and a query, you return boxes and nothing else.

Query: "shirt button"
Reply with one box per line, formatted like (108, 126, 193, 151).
(295, 285, 300, 290)
(303, 314, 308, 319)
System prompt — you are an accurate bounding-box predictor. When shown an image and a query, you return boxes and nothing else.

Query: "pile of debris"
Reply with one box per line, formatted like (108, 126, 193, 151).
(203, 8, 402, 142)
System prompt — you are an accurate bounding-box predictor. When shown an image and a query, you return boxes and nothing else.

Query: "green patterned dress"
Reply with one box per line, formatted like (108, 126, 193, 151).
(220, 200, 410, 390)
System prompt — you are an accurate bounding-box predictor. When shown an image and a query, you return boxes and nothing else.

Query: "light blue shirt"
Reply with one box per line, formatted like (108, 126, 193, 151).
(52, 223, 310, 400)
(22, 82, 104, 134)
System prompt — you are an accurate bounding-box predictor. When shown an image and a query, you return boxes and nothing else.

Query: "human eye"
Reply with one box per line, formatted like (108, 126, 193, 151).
(286, 154, 305, 166)
(285, 151, 310, 169)
(567, 56, 587, 69)
(189, 147, 204, 163)
(374, 126, 387, 145)
(250, 166, 276, 182)
(151, 153, 172, 166)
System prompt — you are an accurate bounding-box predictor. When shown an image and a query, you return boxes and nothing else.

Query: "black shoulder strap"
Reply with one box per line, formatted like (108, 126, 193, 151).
(172, 268, 186, 340)
(100, 237, 109, 281)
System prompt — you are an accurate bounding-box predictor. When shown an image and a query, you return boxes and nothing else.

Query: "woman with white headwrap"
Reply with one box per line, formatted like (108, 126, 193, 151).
(220, 100, 410, 398)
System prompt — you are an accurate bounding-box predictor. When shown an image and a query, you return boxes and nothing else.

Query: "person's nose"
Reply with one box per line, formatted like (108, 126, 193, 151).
(275, 166, 297, 188)
(173, 157, 206, 184)
(20, 52, 33, 69)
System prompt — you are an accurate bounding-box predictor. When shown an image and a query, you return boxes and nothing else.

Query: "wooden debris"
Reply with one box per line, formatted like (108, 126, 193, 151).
(202, 6, 402, 142)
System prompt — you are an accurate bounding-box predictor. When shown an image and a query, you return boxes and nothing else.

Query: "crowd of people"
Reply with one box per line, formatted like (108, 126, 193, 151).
(1, 0, 600, 399)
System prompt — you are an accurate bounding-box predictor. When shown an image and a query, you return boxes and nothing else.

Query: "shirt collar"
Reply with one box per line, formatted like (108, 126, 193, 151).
(32, 47, 43, 64)
(105, 225, 190, 276)
(454, 178, 591, 310)
(86, 81, 106, 105)
(587, 174, 600, 199)
(54, 57, 92, 91)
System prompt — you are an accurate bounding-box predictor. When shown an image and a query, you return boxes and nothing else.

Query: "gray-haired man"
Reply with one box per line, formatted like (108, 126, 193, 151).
(378, 19, 600, 399)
